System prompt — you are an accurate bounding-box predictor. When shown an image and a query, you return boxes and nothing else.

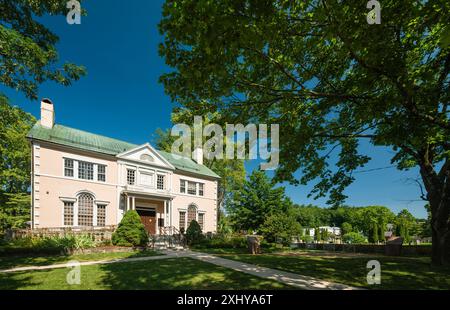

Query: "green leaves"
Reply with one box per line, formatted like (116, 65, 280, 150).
(0, 0, 87, 99)
(0, 96, 36, 230)
(228, 170, 292, 232)
(159, 0, 450, 206)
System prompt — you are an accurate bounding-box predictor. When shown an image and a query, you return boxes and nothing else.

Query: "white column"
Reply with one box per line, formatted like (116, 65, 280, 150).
(132, 196, 136, 210)
(126, 195, 130, 211)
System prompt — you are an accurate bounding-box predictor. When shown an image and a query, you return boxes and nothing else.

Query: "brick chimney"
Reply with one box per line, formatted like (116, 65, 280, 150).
(192, 147, 203, 165)
(40, 98, 54, 128)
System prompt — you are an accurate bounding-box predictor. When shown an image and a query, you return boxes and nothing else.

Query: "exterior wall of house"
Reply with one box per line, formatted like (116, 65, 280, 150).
(32, 142, 119, 228)
(31, 141, 218, 233)
(171, 173, 218, 233)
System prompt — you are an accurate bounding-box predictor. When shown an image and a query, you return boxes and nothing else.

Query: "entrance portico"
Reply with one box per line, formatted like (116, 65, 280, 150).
(123, 191, 174, 235)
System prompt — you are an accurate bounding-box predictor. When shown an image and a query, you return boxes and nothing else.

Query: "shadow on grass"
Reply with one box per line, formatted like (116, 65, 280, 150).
(0, 252, 293, 290)
(97, 255, 292, 290)
(0, 249, 160, 270)
(215, 251, 450, 290)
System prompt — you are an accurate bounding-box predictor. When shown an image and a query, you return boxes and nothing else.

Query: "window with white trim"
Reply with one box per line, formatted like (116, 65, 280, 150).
(64, 158, 106, 182)
(187, 181, 197, 195)
(97, 205, 106, 226)
(179, 211, 186, 232)
(127, 169, 136, 185)
(63, 202, 74, 226)
(180, 180, 186, 193)
(198, 213, 205, 231)
(64, 158, 74, 177)
(157, 174, 165, 190)
(78, 193, 94, 226)
(187, 204, 197, 226)
(182, 180, 204, 196)
(78, 161, 94, 180)
(97, 165, 106, 182)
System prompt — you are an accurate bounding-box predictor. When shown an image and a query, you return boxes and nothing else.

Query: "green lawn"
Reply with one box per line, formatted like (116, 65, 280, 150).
(0, 257, 292, 290)
(198, 249, 450, 290)
(0, 250, 161, 270)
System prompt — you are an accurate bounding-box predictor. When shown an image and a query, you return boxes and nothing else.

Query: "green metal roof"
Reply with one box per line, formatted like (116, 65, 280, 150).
(158, 150, 220, 179)
(27, 122, 220, 179)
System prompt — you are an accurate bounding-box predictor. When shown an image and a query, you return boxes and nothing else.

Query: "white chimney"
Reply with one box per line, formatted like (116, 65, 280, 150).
(192, 147, 203, 165)
(40, 98, 55, 128)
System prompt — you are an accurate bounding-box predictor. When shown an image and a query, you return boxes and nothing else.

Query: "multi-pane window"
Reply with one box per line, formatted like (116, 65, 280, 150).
(97, 165, 106, 182)
(97, 205, 106, 226)
(63, 202, 74, 226)
(187, 181, 197, 195)
(157, 175, 165, 190)
(127, 169, 136, 185)
(179, 212, 186, 232)
(78, 193, 94, 226)
(78, 161, 94, 180)
(64, 159, 74, 177)
(182, 180, 204, 196)
(198, 213, 204, 231)
(64, 158, 106, 182)
(187, 204, 197, 226)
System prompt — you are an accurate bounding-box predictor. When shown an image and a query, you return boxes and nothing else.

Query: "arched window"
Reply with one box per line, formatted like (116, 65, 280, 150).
(187, 204, 197, 226)
(78, 193, 94, 226)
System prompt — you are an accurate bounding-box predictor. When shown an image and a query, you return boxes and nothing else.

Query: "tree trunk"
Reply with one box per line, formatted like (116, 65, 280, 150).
(420, 160, 450, 266)
(429, 194, 450, 265)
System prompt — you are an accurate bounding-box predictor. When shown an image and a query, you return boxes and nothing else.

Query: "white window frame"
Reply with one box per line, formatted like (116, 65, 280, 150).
(127, 168, 136, 185)
(180, 180, 186, 193)
(198, 212, 205, 231)
(62, 158, 107, 183)
(157, 174, 165, 190)
(97, 164, 106, 182)
(63, 158, 74, 178)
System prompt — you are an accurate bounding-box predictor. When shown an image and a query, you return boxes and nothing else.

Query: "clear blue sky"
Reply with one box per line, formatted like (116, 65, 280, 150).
(0, 0, 428, 218)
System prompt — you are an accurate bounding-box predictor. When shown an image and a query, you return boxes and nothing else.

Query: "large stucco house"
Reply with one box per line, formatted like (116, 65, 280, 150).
(27, 99, 220, 235)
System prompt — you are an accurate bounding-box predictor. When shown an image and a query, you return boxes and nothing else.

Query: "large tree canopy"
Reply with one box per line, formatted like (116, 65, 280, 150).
(0, 95, 35, 229)
(159, 1, 450, 264)
(0, 0, 86, 99)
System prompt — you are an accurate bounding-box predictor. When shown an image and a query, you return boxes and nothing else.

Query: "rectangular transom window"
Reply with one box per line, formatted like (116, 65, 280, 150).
(63, 202, 74, 226)
(78, 161, 94, 180)
(127, 169, 136, 185)
(64, 158, 74, 177)
(97, 165, 106, 182)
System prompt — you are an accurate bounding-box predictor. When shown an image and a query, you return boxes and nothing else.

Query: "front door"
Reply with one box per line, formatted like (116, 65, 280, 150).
(137, 208, 156, 235)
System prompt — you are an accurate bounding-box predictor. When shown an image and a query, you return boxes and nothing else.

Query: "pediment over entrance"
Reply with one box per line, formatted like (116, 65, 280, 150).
(116, 143, 175, 169)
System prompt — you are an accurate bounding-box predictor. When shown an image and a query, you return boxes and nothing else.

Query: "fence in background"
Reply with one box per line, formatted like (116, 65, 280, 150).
(292, 242, 432, 256)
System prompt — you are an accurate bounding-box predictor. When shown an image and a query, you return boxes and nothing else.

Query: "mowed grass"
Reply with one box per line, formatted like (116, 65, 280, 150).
(0, 258, 292, 290)
(0, 257, 292, 290)
(202, 249, 450, 290)
(0, 250, 161, 270)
